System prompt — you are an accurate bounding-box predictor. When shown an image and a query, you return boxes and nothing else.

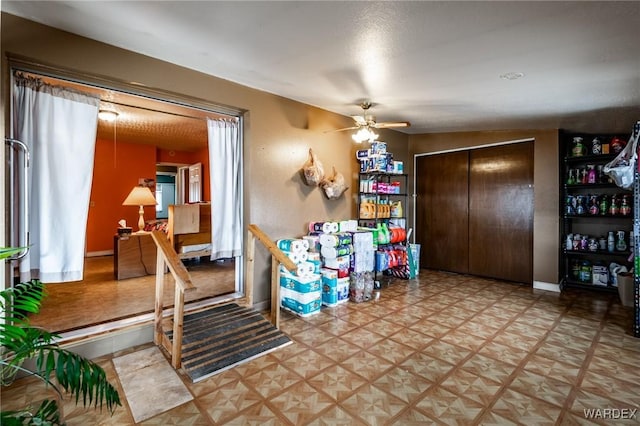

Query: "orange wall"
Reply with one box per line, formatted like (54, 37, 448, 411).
(87, 139, 157, 252)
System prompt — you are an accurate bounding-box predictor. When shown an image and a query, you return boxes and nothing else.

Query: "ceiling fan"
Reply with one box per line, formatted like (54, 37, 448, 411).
(328, 101, 410, 143)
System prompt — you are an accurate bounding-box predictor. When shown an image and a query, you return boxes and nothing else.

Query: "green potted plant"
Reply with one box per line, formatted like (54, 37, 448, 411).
(1, 247, 121, 425)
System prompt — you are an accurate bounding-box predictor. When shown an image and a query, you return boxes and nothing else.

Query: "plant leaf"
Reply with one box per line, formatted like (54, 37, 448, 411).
(0, 246, 28, 260)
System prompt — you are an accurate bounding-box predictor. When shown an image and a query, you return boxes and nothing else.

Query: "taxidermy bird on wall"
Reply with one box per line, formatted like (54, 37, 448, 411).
(301, 148, 325, 186)
(320, 166, 348, 199)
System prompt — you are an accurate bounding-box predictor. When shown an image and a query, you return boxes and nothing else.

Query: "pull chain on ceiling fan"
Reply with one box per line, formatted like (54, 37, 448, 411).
(327, 101, 410, 143)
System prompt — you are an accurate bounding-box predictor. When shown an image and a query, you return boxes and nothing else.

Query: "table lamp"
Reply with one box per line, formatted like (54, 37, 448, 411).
(122, 186, 157, 232)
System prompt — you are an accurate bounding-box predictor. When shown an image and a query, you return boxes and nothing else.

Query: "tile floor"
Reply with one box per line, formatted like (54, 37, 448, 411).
(3, 270, 639, 425)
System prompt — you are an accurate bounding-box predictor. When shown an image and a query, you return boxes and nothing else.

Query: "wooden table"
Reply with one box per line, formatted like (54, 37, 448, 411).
(114, 233, 157, 280)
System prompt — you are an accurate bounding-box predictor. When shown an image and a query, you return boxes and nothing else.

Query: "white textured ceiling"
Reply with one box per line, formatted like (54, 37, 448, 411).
(3, 1, 640, 134)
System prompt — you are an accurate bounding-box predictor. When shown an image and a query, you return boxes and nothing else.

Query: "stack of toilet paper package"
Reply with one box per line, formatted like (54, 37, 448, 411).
(278, 238, 322, 317)
(277, 219, 378, 315)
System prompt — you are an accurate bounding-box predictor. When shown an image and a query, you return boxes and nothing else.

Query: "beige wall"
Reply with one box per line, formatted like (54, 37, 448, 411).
(6, 13, 633, 295)
(408, 130, 559, 285)
(1, 13, 410, 304)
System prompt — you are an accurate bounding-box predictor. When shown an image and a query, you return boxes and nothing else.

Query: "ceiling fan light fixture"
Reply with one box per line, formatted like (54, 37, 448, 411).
(352, 127, 379, 143)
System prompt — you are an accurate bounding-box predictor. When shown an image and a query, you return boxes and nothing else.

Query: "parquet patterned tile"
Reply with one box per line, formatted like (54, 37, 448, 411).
(587, 353, 640, 384)
(361, 317, 405, 336)
(478, 340, 530, 367)
(340, 383, 407, 425)
(537, 339, 590, 368)
(340, 350, 395, 382)
(544, 330, 594, 351)
(456, 320, 502, 339)
(279, 348, 335, 380)
(390, 407, 442, 425)
(460, 353, 517, 383)
(311, 337, 360, 363)
(399, 352, 456, 383)
(414, 386, 485, 425)
(491, 388, 563, 425)
(422, 340, 472, 365)
(306, 364, 368, 402)
(338, 326, 386, 350)
(440, 368, 503, 405)
(185, 368, 240, 397)
(240, 362, 303, 399)
(267, 381, 334, 425)
(365, 337, 417, 364)
(197, 380, 263, 424)
(221, 402, 286, 426)
(315, 317, 359, 336)
(508, 370, 575, 408)
(491, 329, 541, 351)
(305, 406, 368, 426)
(138, 401, 210, 425)
(522, 354, 582, 385)
(408, 318, 452, 338)
(580, 371, 640, 407)
(388, 327, 436, 349)
(371, 366, 433, 403)
(476, 410, 521, 425)
(6, 269, 639, 425)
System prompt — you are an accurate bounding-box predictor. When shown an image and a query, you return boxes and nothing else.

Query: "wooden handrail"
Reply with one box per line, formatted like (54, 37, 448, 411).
(246, 224, 297, 328)
(150, 230, 196, 369)
(151, 231, 195, 292)
(247, 224, 297, 271)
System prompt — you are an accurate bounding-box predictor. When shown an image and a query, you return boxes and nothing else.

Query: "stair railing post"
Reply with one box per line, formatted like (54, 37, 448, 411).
(172, 286, 185, 369)
(245, 229, 256, 308)
(271, 257, 281, 328)
(154, 246, 166, 347)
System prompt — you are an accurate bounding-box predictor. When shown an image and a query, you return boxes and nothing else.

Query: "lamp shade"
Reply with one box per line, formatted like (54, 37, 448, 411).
(122, 186, 157, 206)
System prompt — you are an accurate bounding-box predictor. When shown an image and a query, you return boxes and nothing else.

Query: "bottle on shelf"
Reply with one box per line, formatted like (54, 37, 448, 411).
(608, 231, 616, 253)
(616, 230, 627, 252)
(587, 165, 597, 184)
(572, 137, 586, 157)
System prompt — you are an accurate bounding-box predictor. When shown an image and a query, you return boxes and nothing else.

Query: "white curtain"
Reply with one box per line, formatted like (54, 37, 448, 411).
(207, 118, 242, 259)
(12, 73, 100, 283)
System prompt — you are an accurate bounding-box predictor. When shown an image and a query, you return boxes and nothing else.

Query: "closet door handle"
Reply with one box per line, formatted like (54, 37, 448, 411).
(5, 138, 30, 260)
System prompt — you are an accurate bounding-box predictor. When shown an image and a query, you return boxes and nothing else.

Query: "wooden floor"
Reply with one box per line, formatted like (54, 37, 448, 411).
(28, 256, 237, 334)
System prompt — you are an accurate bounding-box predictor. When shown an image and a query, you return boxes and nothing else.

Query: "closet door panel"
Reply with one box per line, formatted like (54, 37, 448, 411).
(416, 151, 469, 274)
(468, 142, 534, 283)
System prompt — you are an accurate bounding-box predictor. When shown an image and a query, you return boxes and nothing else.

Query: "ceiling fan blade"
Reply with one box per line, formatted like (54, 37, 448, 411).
(324, 126, 360, 133)
(352, 115, 367, 125)
(373, 121, 411, 129)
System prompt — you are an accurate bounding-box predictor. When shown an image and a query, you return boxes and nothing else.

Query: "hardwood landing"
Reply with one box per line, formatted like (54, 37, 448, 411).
(28, 256, 236, 334)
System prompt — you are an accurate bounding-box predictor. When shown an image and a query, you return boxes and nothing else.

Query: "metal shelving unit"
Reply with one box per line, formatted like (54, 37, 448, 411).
(559, 131, 634, 293)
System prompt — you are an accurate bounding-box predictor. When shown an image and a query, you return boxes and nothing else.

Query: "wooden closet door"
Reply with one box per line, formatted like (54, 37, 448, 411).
(416, 151, 469, 274)
(468, 142, 534, 283)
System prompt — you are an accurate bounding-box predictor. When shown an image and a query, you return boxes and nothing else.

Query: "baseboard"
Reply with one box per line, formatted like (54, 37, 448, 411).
(253, 299, 270, 312)
(86, 250, 113, 257)
(61, 323, 154, 360)
(533, 280, 560, 293)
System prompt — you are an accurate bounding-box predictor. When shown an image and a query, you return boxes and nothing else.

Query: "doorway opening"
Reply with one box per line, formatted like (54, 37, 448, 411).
(6, 63, 245, 339)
